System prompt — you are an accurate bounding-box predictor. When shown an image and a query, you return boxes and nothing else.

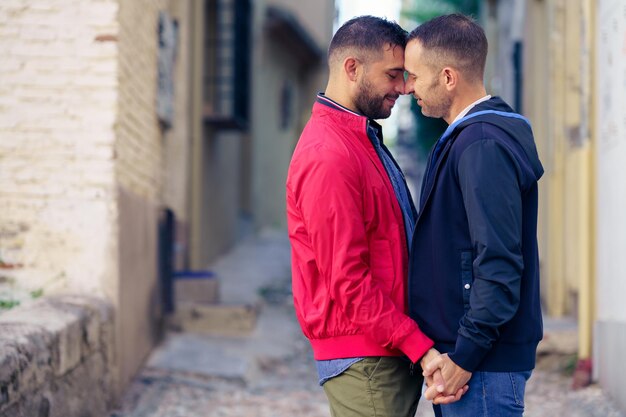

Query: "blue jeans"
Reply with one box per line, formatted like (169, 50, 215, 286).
(433, 371, 532, 417)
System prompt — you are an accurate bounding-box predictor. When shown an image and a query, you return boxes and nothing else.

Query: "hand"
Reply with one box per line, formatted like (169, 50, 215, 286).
(420, 349, 469, 405)
(422, 353, 471, 404)
(430, 382, 469, 405)
(420, 349, 445, 393)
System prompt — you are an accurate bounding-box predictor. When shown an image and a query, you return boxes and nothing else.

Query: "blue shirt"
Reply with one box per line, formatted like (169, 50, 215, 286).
(367, 123, 416, 249)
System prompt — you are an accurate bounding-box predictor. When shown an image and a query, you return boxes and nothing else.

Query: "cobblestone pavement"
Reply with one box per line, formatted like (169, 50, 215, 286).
(109, 306, 625, 417)
(108, 228, 625, 417)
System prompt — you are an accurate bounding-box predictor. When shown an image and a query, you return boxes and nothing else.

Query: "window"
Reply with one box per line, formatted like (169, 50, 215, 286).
(203, 0, 251, 130)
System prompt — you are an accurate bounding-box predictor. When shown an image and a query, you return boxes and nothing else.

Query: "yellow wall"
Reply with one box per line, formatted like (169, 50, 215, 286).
(524, 0, 595, 358)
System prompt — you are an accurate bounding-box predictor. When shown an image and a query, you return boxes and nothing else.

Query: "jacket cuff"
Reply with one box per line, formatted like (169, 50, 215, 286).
(398, 330, 434, 364)
(448, 335, 490, 372)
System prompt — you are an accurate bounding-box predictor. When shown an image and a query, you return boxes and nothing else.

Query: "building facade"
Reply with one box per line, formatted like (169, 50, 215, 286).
(482, 0, 625, 412)
(0, 0, 334, 399)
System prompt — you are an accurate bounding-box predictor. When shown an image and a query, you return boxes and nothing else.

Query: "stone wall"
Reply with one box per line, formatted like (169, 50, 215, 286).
(0, 295, 115, 417)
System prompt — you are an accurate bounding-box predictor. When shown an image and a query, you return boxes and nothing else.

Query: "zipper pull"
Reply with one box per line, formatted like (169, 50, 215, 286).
(410, 362, 415, 375)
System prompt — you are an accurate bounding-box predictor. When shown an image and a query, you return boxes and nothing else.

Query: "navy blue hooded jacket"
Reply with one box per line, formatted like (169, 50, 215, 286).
(408, 97, 544, 372)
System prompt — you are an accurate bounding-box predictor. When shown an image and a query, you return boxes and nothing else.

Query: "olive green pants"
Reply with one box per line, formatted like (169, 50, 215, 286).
(322, 357, 424, 417)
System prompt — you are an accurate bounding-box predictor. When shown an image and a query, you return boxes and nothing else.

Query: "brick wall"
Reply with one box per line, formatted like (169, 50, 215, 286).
(115, 0, 167, 200)
(114, 0, 175, 390)
(0, 0, 120, 298)
(0, 0, 193, 401)
(162, 0, 192, 221)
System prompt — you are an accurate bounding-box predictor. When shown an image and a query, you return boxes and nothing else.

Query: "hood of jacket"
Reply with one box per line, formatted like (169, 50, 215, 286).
(450, 96, 544, 182)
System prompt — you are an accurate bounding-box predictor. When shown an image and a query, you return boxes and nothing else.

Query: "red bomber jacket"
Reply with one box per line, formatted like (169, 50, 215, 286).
(286, 98, 433, 363)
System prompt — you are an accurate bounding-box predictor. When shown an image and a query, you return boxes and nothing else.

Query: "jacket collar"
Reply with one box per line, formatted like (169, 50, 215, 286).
(316, 93, 361, 116)
(314, 93, 384, 141)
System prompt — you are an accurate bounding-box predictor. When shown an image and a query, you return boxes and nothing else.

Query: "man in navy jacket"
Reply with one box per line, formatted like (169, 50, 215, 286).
(404, 14, 544, 417)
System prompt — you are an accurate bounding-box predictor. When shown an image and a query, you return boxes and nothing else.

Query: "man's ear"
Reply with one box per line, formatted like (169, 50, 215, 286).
(344, 57, 360, 82)
(442, 67, 457, 91)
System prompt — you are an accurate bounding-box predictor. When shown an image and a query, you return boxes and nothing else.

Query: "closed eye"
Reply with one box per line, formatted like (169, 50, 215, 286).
(387, 69, 404, 80)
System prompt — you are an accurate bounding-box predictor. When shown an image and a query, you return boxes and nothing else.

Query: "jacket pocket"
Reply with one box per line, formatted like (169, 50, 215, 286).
(460, 250, 473, 309)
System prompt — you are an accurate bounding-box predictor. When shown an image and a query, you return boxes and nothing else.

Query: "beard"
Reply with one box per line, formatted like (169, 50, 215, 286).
(354, 76, 398, 120)
(420, 78, 452, 119)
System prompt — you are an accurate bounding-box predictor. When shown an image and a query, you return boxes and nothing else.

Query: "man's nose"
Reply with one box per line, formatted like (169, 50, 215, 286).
(392, 78, 405, 95)
(403, 79, 414, 95)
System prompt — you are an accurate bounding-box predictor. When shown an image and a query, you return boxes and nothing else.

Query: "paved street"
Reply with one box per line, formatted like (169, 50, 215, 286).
(108, 229, 624, 417)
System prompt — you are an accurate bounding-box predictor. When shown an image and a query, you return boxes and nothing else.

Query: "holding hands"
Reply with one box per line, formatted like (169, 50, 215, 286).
(420, 348, 471, 405)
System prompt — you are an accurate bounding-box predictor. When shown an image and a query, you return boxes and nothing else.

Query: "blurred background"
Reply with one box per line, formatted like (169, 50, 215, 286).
(0, 0, 625, 415)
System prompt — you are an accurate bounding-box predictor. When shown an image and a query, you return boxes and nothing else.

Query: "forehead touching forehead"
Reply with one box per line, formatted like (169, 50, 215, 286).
(328, 15, 408, 66)
(404, 40, 436, 77)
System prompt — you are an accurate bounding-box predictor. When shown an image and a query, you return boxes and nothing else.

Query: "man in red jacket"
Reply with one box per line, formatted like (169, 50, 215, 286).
(286, 16, 463, 417)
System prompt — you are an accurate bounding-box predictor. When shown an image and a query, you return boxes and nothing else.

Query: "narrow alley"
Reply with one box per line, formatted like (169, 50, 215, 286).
(2, 2, 626, 416)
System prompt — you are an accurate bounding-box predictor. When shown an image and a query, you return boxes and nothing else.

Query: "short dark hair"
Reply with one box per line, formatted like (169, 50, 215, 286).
(408, 14, 487, 82)
(328, 16, 407, 65)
